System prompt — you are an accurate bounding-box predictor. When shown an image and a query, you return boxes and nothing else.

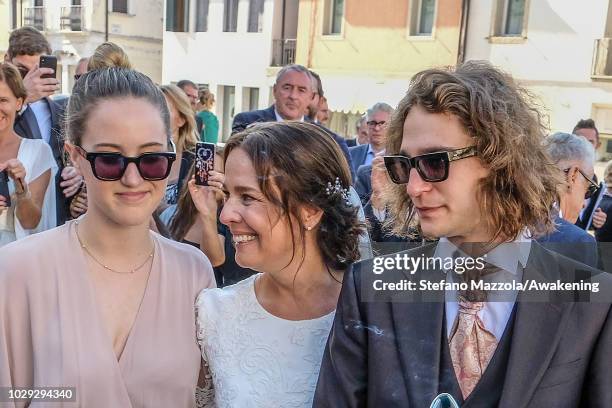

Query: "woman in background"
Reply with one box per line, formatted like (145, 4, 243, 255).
(0, 62, 56, 247)
(87, 42, 132, 71)
(160, 84, 199, 206)
(196, 88, 219, 143)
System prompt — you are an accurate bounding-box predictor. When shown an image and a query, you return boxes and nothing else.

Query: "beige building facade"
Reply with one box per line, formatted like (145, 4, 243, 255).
(465, 0, 612, 161)
(5, 0, 163, 94)
(294, 0, 464, 136)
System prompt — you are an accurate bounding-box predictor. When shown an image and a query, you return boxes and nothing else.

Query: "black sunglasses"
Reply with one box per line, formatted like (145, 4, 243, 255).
(76, 143, 176, 181)
(383, 146, 477, 184)
(367, 120, 387, 128)
(563, 167, 599, 199)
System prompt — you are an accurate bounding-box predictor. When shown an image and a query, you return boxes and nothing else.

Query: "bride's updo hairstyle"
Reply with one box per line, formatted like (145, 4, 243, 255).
(224, 122, 363, 271)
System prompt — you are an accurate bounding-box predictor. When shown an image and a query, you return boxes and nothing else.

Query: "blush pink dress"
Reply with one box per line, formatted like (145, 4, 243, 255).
(0, 220, 215, 407)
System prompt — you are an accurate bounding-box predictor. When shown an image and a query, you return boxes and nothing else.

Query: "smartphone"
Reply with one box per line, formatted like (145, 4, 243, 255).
(195, 142, 215, 186)
(0, 170, 11, 208)
(39, 55, 57, 79)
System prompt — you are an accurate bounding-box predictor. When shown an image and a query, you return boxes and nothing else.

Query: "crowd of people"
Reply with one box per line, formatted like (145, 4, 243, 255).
(0, 26, 610, 407)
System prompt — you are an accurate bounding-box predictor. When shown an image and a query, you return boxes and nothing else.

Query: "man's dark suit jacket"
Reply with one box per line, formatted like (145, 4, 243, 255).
(349, 144, 370, 177)
(537, 215, 599, 268)
(313, 241, 612, 407)
(354, 164, 372, 207)
(346, 138, 357, 148)
(231, 105, 355, 181)
(14, 97, 68, 225)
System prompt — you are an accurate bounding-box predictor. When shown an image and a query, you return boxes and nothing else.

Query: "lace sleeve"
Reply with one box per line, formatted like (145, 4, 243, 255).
(195, 359, 215, 407)
(195, 291, 215, 407)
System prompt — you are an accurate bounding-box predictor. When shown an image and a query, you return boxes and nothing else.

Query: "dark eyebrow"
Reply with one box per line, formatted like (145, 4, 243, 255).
(232, 185, 261, 194)
(92, 142, 165, 149)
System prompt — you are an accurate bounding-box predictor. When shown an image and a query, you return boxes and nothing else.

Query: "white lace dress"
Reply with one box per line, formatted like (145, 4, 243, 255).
(195, 274, 335, 408)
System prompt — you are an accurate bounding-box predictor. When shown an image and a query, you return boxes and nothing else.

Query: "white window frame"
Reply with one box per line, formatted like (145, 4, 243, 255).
(322, 0, 345, 37)
(489, 0, 530, 42)
(108, 0, 135, 16)
(407, 0, 437, 39)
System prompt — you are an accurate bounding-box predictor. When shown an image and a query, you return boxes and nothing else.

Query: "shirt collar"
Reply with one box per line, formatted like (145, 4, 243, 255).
(367, 144, 385, 156)
(433, 229, 531, 276)
(274, 107, 304, 123)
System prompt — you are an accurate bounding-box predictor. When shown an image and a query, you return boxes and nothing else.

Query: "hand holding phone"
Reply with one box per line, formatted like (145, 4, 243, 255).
(0, 170, 11, 208)
(22, 56, 59, 103)
(39, 55, 57, 79)
(195, 142, 215, 186)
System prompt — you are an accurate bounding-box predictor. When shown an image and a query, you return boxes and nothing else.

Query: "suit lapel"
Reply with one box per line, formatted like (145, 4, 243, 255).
(391, 244, 447, 407)
(46, 98, 64, 165)
(16, 105, 43, 140)
(498, 243, 574, 408)
(359, 146, 368, 168)
(264, 105, 277, 122)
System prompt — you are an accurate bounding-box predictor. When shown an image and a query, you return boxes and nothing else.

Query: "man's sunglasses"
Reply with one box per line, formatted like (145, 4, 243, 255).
(383, 146, 477, 184)
(563, 167, 599, 199)
(75, 143, 176, 181)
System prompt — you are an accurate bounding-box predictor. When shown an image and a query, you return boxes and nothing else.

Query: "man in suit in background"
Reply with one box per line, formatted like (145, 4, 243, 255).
(349, 102, 393, 177)
(346, 115, 368, 148)
(314, 62, 611, 407)
(6, 27, 82, 225)
(232, 64, 354, 181)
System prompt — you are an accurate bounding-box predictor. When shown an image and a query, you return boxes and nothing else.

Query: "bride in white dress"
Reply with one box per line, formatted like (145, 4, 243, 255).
(195, 122, 364, 407)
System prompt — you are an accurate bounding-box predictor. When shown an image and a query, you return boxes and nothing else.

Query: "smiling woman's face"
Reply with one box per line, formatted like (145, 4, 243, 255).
(70, 97, 170, 227)
(0, 80, 23, 133)
(219, 148, 300, 273)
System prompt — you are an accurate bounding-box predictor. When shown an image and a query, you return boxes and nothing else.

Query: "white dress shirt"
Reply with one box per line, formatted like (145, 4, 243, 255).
(274, 107, 304, 123)
(434, 232, 531, 340)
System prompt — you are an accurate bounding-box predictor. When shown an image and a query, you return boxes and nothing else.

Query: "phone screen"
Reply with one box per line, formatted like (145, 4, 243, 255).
(0, 171, 11, 208)
(39, 55, 57, 79)
(195, 142, 215, 186)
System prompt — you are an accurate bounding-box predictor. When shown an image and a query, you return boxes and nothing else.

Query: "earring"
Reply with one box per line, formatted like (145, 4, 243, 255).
(306, 226, 312, 231)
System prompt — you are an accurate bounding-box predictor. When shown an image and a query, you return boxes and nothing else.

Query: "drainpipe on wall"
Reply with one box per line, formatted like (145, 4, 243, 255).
(105, 0, 109, 41)
(457, 0, 470, 64)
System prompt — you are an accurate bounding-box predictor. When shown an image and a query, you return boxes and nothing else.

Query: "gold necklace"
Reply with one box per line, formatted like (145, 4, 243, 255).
(75, 221, 154, 274)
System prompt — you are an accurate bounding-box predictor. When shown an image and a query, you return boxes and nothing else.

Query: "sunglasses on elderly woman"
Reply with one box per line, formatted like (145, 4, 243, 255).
(383, 146, 477, 184)
(75, 143, 176, 181)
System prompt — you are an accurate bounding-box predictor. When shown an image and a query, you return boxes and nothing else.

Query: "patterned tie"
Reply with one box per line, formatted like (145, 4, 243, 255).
(449, 299, 498, 399)
(448, 254, 499, 399)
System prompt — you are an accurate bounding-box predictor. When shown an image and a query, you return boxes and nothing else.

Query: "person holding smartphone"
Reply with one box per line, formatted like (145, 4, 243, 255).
(6, 26, 83, 226)
(0, 62, 56, 247)
(0, 68, 216, 406)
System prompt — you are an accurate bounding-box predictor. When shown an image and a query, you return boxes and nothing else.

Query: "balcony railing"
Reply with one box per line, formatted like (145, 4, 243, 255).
(23, 6, 45, 31)
(271, 39, 296, 67)
(60, 6, 85, 31)
(592, 38, 612, 77)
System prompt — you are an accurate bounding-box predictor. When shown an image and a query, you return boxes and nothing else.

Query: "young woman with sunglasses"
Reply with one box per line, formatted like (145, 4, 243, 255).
(0, 62, 56, 247)
(0, 68, 215, 406)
